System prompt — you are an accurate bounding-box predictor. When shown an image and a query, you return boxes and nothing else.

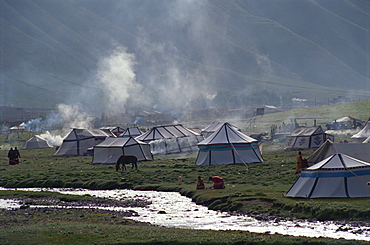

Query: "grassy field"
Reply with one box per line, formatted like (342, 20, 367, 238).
(1, 147, 370, 244)
(2, 207, 366, 245)
(1, 146, 370, 221)
(1, 100, 369, 244)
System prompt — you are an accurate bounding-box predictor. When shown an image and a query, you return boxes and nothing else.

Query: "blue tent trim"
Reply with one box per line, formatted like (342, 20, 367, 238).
(198, 143, 259, 152)
(300, 169, 370, 178)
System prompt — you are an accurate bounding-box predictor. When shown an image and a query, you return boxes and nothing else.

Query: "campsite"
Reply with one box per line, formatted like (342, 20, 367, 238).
(1, 100, 370, 244)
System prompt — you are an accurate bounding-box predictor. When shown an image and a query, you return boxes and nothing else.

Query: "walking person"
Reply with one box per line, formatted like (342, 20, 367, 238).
(296, 151, 303, 174)
(13, 147, 21, 164)
(7, 148, 16, 165)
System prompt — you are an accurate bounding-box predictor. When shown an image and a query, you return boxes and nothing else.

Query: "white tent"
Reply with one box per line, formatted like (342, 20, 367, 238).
(120, 127, 144, 137)
(136, 124, 204, 155)
(54, 129, 114, 156)
(285, 153, 370, 198)
(201, 122, 241, 138)
(351, 121, 370, 143)
(307, 139, 370, 163)
(92, 137, 153, 163)
(327, 116, 364, 130)
(285, 126, 334, 150)
(100, 126, 125, 136)
(22, 135, 52, 149)
(195, 122, 263, 165)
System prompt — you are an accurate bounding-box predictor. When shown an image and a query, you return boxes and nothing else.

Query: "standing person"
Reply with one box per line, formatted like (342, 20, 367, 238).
(13, 147, 21, 164)
(196, 176, 205, 189)
(209, 176, 225, 189)
(7, 148, 16, 165)
(296, 151, 303, 174)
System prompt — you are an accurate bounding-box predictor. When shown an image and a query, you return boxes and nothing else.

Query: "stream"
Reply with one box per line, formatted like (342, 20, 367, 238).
(1, 187, 370, 241)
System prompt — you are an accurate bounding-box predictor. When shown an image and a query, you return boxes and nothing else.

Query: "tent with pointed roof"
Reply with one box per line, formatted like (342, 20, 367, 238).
(92, 137, 152, 163)
(284, 126, 334, 150)
(195, 122, 263, 165)
(136, 124, 204, 155)
(327, 116, 364, 130)
(307, 139, 370, 163)
(119, 127, 144, 138)
(201, 122, 241, 138)
(54, 129, 114, 157)
(100, 126, 125, 136)
(351, 121, 370, 143)
(285, 153, 370, 198)
(22, 135, 52, 149)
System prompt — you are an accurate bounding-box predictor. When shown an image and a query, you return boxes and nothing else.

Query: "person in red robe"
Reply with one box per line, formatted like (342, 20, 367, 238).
(209, 176, 225, 189)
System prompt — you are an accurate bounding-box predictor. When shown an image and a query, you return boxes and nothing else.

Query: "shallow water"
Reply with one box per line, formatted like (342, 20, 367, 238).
(1, 187, 370, 241)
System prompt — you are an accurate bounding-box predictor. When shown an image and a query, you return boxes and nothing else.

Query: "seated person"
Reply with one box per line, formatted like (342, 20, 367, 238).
(209, 176, 225, 189)
(196, 176, 205, 189)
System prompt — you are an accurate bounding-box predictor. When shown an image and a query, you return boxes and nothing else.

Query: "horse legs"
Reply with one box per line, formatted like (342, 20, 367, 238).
(132, 162, 138, 170)
(116, 163, 126, 172)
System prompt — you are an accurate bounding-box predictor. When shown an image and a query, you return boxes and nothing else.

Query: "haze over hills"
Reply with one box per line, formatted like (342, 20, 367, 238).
(1, 0, 369, 116)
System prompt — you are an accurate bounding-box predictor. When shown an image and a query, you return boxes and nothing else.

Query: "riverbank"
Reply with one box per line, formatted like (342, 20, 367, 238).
(1, 189, 369, 244)
(1, 147, 370, 222)
(1, 147, 370, 243)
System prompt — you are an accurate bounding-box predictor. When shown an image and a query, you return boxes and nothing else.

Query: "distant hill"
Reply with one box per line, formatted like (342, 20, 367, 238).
(1, 0, 369, 113)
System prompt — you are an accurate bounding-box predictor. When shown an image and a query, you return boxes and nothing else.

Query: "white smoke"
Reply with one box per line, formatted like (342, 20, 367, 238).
(20, 118, 43, 131)
(0, 144, 12, 151)
(56, 103, 94, 130)
(39, 131, 63, 147)
(95, 45, 144, 114)
(135, 29, 209, 112)
(325, 129, 360, 136)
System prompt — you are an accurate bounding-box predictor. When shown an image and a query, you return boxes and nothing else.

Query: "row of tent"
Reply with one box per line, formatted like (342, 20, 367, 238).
(21, 120, 370, 198)
(24, 121, 370, 154)
(284, 120, 370, 150)
(285, 121, 370, 198)
(45, 123, 264, 166)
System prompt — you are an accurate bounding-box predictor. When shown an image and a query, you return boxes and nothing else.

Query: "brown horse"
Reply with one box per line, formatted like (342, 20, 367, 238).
(116, 155, 138, 171)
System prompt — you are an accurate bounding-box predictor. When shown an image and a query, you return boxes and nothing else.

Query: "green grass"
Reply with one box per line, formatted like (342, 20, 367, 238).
(182, 99, 370, 135)
(1, 208, 367, 245)
(1, 100, 369, 244)
(1, 146, 370, 222)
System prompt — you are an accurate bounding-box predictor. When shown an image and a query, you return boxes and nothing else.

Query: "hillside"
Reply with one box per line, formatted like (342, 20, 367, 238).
(239, 99, 370, 134)
(1, 0, 369, 113)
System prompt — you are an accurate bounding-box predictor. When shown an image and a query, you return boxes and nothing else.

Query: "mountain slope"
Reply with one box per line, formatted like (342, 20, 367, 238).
(0, 0, 369, 111)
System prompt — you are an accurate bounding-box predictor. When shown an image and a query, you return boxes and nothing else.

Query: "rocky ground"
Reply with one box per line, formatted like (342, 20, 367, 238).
(2, 196, 370, 236)
(0, 196, 153, 226)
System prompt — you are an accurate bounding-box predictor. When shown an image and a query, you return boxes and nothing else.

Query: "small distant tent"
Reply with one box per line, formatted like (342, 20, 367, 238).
(120, 127, 144, 137)
(136, 124, 204, 155)
(54, 128, 114, 156)
(201, 122, 240, 138)
(195, 122, 263, 165)
(328, 116, 364, 130)
(22, 135, 52, 149)
(100, 126, 125, 136)
(285, 153, 370, 198)
(92, 137, 153, 163)
(285, 126, 334, 150)
(307, 139, 370, 163)
(351, 121, 370, 143)
(9, 126, 26, 133)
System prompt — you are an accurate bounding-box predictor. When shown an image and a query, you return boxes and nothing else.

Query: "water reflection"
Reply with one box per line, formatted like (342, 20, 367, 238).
(1, 188, 370, 241)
